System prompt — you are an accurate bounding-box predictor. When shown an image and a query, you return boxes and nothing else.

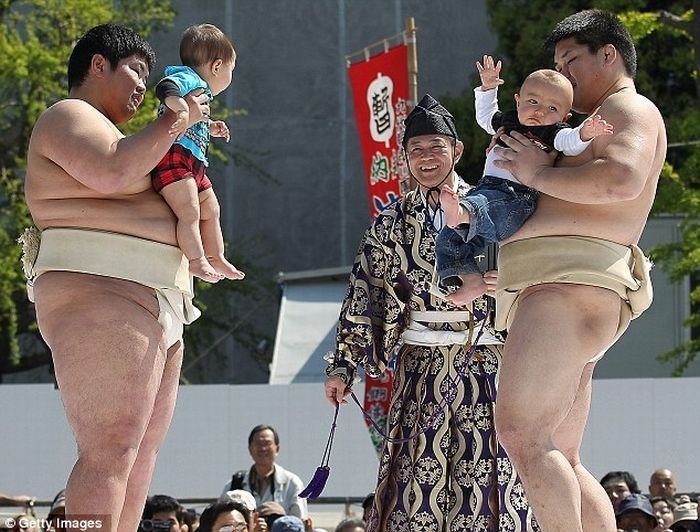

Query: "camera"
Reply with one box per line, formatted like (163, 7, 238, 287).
(138, 519, 172, 532)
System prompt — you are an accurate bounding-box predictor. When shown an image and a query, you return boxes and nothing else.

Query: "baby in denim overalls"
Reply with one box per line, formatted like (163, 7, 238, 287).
(435, 55, 613, 305)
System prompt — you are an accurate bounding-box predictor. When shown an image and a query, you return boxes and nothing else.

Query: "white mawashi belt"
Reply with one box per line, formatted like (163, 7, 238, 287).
(401, 310, 472, 346)
(401, 310, 501, 346)
(411, 310, 471, 322)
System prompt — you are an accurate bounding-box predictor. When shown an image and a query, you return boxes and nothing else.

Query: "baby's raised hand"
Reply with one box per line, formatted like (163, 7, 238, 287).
(210, 120, 230, 142)
(580, 107, 613, 141)
(476, 55, 504, 91)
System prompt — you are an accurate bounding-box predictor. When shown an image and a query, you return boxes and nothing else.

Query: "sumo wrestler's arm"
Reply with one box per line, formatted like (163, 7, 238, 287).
(32, 94, 208, 195)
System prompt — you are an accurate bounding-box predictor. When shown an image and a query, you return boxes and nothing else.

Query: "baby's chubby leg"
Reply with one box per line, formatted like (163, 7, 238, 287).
(159, 179, 222, 283)
(199, 188, 245, 280)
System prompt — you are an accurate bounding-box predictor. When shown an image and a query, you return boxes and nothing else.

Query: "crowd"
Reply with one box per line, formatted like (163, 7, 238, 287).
(3, 464, 700, 532)
(0, 425, 371, 532)
(599, 469, 699, 532)
(3, 450, 699, 532)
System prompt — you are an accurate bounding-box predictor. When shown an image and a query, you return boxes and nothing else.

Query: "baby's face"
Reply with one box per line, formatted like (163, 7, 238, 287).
(515, 77, 573, 126)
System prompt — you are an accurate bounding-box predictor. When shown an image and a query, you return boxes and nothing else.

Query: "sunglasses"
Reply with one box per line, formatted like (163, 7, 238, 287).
(218, 525, 247, 532)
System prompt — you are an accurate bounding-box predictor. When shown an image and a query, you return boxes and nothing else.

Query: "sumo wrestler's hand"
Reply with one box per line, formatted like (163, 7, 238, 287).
(164, 95, 190, 138)
(184, 88, 210, 127)
(482, 270, 497, 298)
(493, 130, 557, 188)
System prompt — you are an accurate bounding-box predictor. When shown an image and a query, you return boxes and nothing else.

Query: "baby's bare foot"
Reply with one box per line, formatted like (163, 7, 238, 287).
(208, 256, 245, 280)
(189, 257, 223, 283)
(446, 273, 487, 306)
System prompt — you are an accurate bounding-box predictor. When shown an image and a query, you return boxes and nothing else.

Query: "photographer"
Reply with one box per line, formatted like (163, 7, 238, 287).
(140, 495, 188, 532)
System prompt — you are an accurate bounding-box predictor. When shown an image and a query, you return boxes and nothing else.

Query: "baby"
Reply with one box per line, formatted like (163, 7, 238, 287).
(152, 23, 244, 282)
(435, 55, 613, 305)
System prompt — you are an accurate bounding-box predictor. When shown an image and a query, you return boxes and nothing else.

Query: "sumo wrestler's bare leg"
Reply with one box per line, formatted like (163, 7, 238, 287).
(117, 341, 183, 532)
(160, 179, 222, 283)
(495, 284, 620, 531)
(552, 361, 617, 531)
(33, 273, 171, 532)
(199, 188, 244, 280)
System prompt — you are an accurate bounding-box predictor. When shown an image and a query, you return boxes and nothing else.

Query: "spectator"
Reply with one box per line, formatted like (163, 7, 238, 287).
(650, 469, 678, 502)
(180, 509, 198, 532)
(219, 490, 257, 531)
(651, 496, 675, 530)
(271, 516, 304, 532)
(221, 425, 307, 518)
(142, 494, 187, 532)
(670, 498, 699, 532)
(257, 501, 286, 528)
(616, 494, 660, 532)
(334, 519, 364, 532)
(198, 500, 250, 532)
(301, 516, 325, 532)
(600, 470, 640, 511)
(220, 490, 257, 515)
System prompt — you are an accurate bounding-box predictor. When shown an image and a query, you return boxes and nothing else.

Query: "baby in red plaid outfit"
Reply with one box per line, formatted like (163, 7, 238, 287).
(152, 23, 244, 282)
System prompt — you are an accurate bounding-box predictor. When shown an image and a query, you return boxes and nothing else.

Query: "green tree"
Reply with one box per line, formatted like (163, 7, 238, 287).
(444, 1, 699, 374)
(0, 0, 272, 381)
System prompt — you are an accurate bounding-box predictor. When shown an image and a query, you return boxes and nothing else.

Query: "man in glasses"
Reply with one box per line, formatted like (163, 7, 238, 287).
(221, 425, 307, 519)
(198, 501, 250, 532)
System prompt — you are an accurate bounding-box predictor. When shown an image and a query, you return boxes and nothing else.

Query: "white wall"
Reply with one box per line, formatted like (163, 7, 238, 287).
(0, 379, 697, 502)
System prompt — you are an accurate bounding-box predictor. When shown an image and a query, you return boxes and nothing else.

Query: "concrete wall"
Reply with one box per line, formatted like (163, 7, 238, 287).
(147, 0, 498, 382)
(0, 380, 698, 502)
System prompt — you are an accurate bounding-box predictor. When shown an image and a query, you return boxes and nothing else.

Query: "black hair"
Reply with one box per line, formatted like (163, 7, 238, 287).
(650, 495, 677, 509)
(143, 494, 183, 522)
(68, 23, 156, 90)
(198, 501, 250, 532)
(544, 10, 637, 78)
(600, 470, 641, 494)
(248, 424, 279, 446)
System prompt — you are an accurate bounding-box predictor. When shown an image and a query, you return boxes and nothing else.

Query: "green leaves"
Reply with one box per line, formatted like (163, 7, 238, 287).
(0, 0, 174, 377)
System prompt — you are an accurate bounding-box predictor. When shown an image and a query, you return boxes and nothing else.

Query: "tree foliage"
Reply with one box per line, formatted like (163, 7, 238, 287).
(444, 1, 699, 374)
(0, 0, 272, 381)
(0, 0, 175, 377)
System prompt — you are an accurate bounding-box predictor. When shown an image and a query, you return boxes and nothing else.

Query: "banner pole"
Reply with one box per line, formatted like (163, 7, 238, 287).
(405, 16, 418, 190)
(405, 16, 418, 108)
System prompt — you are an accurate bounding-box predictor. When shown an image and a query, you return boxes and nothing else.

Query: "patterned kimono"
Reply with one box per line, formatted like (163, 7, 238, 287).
(326, 181, 539, 531)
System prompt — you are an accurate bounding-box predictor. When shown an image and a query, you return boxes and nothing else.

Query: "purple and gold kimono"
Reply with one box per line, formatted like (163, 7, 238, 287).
(326, 181, 539, 531)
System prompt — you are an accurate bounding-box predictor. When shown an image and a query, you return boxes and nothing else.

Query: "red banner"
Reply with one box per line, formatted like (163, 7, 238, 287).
(348, 44, 411, 454)
(347, 43, 411, 218)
